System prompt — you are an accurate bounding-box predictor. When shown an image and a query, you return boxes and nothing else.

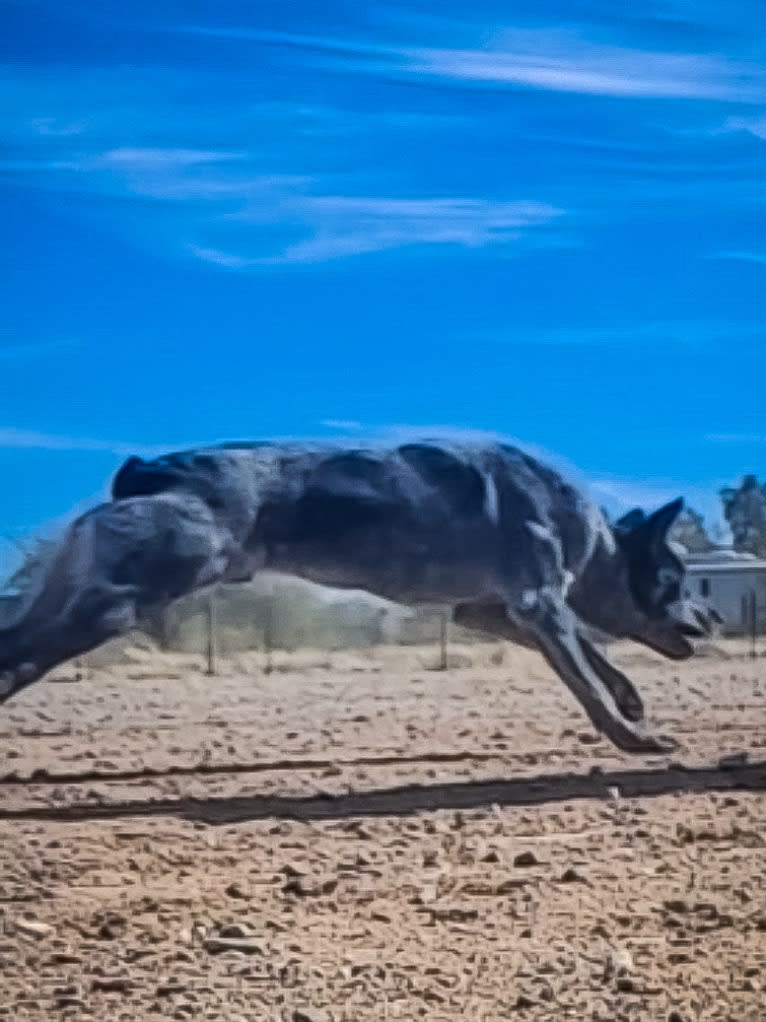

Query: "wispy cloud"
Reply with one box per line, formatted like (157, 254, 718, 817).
(591, 477, 726, 527)
(0, 338, 82, 361)
(0, 428, 166, 457)
(468, 320, 766, 346)
(186, 244, 254, 269)
(705, 432, 766, 445)
(591, 478, 683, 512)
(722, 115, 766, 141)
(320, 419, 364, 432)
(2, 105, 564, 264)
(709, 250, 766, 265)
(258, 196, 562, 264)
(182, 25, 766, 103)
(85, 147, 243, 170)
(184, 194, 562, 266)
(407, 39, 762, 102)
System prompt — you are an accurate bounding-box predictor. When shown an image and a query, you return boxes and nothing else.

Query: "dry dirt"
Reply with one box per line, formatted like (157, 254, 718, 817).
(1, 636, 766, 1020)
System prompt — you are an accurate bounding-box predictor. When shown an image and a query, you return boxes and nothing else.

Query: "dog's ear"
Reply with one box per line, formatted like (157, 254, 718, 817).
(614, 508, 646, 533)
(645, 498, 684, 545)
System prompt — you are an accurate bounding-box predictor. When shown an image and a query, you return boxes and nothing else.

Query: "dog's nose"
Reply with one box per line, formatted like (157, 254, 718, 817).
(693, 607, 712, 634)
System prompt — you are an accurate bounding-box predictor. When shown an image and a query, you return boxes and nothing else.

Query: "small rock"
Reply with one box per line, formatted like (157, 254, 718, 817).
(48, 951, 82, 965)
(280, 862, 307, 878)
(52, 985, 79, 998)
(579, 731, 601, 745)
(616, 976, 636, 993)
(203, 936, 265, 956)
(293, 1010, 329, 1022)
(14, 918, 53, 939)
(718, 751, 748, 770)
(413, 883, 439, 905)
(663, 899, 689, 914)
(56, 997, 87, 1011)
(283, 875, 337, 897)
(560, 867, 586, 883)
(91, 976, 134, 993)
(513, 851, 538, 868)
(218, 922, 253, 939)
(156, 983, 189, 998)
(225, 882, 249, 899)
(610, 946, 634, 976)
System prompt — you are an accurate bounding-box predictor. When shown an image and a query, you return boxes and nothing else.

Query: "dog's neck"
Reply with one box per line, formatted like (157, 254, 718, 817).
(567, 532, 643, 638)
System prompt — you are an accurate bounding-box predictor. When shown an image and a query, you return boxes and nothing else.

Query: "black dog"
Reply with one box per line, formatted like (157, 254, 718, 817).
(0, 440, 715, 752)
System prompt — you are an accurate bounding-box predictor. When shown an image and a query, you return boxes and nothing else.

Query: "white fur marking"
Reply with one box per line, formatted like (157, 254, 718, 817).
(526, 520, 553, 544)
(483, 472, 500, 525)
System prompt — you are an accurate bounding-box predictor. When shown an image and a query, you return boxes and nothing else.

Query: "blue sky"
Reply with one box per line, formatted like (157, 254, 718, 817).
(1, 0, 765, 574)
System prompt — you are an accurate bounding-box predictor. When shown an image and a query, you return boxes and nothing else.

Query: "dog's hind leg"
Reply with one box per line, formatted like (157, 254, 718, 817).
(0, 493, 235, 703)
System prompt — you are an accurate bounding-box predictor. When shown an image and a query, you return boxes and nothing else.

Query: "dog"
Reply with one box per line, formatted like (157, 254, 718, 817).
(0, 439, 716, 752)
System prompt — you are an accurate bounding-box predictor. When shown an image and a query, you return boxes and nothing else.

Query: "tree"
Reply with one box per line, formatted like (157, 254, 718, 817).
(668, 507, 713, 554)
(720, 475, 766, 557)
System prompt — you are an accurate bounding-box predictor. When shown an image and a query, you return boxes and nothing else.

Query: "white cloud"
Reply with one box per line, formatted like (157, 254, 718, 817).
(0, 428, 166, 457)
(88, 147, 244, 170)
(591, 478, 682, 512)
(29, 116, 87, 137)
(0, 338, 82, 361)
(722, 114, 766, 141)
(710, 250, 766, 265)
(320, 419, 363, 431)
(181, 25, 766, 103)
(705, 432, 766, 444)
(239, 196, 562, 265)
(591, 477, 725, 527)
(468, 320, 766, 347)
(186, 244, 255, 269)
(406, 38, 762, 101)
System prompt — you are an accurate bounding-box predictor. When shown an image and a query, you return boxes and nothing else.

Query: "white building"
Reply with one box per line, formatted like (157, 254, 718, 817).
(682, 546, 766, 635)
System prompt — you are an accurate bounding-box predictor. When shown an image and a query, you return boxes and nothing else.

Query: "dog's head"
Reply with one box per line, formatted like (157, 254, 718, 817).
(614, 498, 720, 659)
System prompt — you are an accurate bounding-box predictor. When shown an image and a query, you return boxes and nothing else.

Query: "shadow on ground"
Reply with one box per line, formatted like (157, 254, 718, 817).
(2, 757, 764, 826)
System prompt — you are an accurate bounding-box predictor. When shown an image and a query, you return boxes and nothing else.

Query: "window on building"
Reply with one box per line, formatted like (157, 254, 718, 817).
(699, 578, 710, 597)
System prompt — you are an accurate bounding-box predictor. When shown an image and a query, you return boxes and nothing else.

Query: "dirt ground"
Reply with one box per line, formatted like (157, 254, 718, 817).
(1, 636, 766, 1021)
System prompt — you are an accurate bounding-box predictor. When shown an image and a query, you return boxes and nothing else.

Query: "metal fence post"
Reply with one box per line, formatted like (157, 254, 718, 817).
(749, 589, 757, 659)
(438, 611, 449, 671)
(263, 597, 273, 675)
(205, 589, 218, 676)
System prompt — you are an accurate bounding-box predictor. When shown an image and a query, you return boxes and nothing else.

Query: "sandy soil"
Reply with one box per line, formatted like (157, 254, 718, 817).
(1, 636, 766, 1020)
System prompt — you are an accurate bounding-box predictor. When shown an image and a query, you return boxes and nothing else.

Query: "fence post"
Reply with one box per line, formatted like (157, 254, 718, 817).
(749, 589, 757, 659)
(438, 611, 449, 671)
(205, 588, 218, 676)
(263, 598, 273, 675)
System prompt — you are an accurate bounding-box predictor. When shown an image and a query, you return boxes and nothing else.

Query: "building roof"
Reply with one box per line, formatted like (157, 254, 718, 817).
(686, 559, 766, 573)
(685, 544, 761, 564)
